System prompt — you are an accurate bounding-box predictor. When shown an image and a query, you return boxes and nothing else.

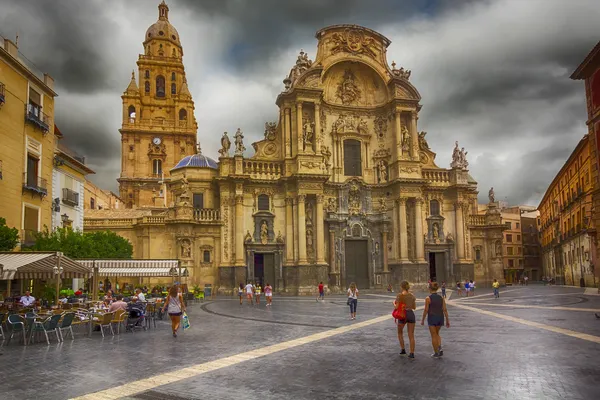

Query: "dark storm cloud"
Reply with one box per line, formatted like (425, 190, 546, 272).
(0, 0, 117, 93)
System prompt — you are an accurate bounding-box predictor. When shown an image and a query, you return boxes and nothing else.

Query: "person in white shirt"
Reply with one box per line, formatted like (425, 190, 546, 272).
(347, 283, 359, 320)
(21, 291, 35, 307)
(135, 288, 146, 302)
(245, 282, 254, 305)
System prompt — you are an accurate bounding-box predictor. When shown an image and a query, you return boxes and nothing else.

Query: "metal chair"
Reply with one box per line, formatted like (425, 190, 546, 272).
(110, 309, 127, 334)
(0, 312, 6, 341)
(144, 303, 157, 329)
(93, 312, 114, 337)
(57, 312, 76, 341)
(30, 314, 62, 344)
(6, 314, 27, 345)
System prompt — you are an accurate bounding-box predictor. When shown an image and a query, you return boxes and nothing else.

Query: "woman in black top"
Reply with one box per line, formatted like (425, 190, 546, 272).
(421, 282, 450, 358)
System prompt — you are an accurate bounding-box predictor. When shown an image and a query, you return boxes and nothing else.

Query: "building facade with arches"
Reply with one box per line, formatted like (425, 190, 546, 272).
(85, 3, 506, 293)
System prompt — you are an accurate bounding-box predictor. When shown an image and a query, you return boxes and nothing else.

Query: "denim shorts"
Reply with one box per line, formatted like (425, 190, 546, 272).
(427, 315, 444, 327)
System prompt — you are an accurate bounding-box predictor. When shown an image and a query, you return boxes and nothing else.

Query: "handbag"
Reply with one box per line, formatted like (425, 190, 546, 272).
(182, 312, 190, 331)
(347, 298, 351, 305)
(392, 302, 406, 320)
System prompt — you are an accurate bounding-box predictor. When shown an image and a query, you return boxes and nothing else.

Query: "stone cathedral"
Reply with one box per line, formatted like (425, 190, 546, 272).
(85, 2, 506, 293)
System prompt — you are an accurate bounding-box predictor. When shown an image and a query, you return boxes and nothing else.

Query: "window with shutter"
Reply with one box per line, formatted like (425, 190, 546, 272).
(343, 139, 361, 176)
(258, 194, 270, 211)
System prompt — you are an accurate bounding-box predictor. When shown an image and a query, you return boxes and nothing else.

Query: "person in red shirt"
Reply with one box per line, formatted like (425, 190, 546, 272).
(317, 282, 325, 302)
(75, 288, 83, 296)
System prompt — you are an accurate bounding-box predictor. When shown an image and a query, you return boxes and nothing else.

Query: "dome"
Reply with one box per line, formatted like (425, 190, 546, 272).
(172, 153, 218, 170)
(144, 2, 182, 48)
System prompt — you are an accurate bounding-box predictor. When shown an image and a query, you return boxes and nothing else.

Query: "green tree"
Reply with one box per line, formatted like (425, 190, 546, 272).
(26, 228, 133, 259)
(0, 217, 19, 251)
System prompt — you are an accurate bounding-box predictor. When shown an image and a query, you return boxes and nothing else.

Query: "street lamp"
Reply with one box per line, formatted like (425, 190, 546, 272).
(61, 213, 69, 227)
(53, 252, 64, 306)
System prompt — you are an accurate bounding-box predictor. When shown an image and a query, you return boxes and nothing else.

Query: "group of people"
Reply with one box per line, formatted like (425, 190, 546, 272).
(393, 281, 450, 359)
(455, 279, 476, 297)
(239, 282, 273, 306)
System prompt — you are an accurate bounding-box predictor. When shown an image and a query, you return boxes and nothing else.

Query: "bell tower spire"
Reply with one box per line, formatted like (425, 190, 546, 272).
(158, 1, 169, 21)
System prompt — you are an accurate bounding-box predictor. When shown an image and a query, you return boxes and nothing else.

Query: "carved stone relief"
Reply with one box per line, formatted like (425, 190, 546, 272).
(330, 28, 378, 58)
(336, 70, 362, 105)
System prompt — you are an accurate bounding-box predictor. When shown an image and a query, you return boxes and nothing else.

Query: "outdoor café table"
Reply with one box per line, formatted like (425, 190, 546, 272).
(87, 309, 108, 336)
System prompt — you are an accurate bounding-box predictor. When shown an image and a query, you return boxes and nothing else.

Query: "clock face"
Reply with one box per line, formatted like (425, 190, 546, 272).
(153, 137, 162, 145)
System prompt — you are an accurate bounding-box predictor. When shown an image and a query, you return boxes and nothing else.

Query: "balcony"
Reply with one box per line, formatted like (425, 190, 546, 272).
(62, 188, 79, 207)
(193, 208, 221, 222)
(21, 229, 37, 247)
(22, 173, 47, 198)
(0, 82, 5, 106)
(25, 104, 50, 133)
(243, 160, 283, 180)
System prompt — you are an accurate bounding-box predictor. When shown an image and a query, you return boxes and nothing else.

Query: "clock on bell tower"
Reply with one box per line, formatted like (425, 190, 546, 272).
(118, 1, 198, 209)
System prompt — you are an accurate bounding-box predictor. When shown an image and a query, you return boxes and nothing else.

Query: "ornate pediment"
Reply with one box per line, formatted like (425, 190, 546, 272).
(330, 28, 379, 59)
(296, 71, 321, 89)
(251, 122, 281, 159)
(332, 113, 369, 136)
(148, 143, 167, 159)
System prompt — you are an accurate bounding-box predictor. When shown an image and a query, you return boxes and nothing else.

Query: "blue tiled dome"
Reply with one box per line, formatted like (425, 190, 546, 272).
(172, 153, 218, 170)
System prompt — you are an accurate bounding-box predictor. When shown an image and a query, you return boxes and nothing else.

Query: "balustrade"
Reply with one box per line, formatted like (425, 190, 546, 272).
(243, 160, 283, 180)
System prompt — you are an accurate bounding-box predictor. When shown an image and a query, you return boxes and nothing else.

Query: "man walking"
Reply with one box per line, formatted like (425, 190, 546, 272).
(492, 279, 500, 298)
(317, 282, 325, 301)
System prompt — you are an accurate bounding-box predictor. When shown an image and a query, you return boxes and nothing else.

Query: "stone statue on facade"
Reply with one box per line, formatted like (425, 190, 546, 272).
(357, 119, 368, 135)
(451, 141, 468, 169)
(336, 70, 361, 105)
(378, 160, 387, 183)
(401, 125, 410, 154)
(260, 221, 269, 245)
(433, 223, 439, 240)
(460, 147, 468, 169)
(276, 231, 284, 244)
(181, 239, 191, 258)
(283, 49, 313, 89)
(303, 119, 314, 150)
(264, 122, 277, 141)
(244, 230, 253, 243)
(495, 240, 502, 257)
(234, 128, 245, 156)
(219, 132, 231, 157)
(488, 187, 495, 204)
(418, 131, 429, 150)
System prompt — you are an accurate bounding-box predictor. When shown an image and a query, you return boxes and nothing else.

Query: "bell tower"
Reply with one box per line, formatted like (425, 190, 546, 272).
(118, 1, 198, 208)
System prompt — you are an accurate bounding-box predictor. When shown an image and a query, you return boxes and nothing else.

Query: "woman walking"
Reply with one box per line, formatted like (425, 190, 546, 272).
(492, 279, 500, 298)
(238, 283, 244, 305)
(264, 282, 273, 306)
(394, 280, 417, 359)
(347, 282, 359, 320)
(421, 282, 450, 358)
(255, 282, 262, 305)
(162, 285, 186, 337)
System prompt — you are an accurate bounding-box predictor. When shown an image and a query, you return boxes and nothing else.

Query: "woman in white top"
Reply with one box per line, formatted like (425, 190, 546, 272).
(347, 282, 359, 320)
(162, 285, 186, 337)
(244, 282, 254, 305)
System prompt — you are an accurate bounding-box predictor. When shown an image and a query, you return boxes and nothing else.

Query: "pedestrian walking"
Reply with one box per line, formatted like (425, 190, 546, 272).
(421, 282, 450, 358)
(255, 282, 262, 305)
(470, 280, 476, 295)
(162, 285, 186, 337)
(464, 279, 471, 297)
(441, 281, 447, 299)
(317, 281, 325, 301)
(492, 279, 500, 298)
(264, 283, 273, 306)
(456, 281, 463, 297)
(524, 276, 529, 286)
(238, 283, 244, 305)
(394, 280, 417, 359)
(245, 282, 254, 305)
(347, 282, 359, 320)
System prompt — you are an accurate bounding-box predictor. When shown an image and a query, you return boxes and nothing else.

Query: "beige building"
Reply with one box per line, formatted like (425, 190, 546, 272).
(85, 3, 505, 293)
(84, 180, 122, 211)
(0, 35, 57, 246)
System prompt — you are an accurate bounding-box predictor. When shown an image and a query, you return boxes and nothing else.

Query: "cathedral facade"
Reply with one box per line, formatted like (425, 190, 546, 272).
(85, 2, 505, 293)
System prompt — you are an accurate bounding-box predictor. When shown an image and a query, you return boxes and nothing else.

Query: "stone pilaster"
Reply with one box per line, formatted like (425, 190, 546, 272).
(394, 111, 402, 161)
(382, 230, 389, 272)
(329, 230, 336, 273)
(297, 102, 303, 154)
(285, 108, 292, 157)
(297, 194, 307, 264)
(399, 197, 409, 261)
(410, 111, 419, 159)
(455, 201, 466, 260)
(415, 197, 425, 261)
(316, 194, 325, 263)
(235, 194, 244, 265)
(285, 197, 294, 264)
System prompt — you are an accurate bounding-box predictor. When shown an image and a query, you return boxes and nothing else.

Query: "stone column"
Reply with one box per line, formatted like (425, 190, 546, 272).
(455, 202, 465, 260)
(410, 111, 419, 159)
(296, 102, 303, 154)
(285, 108, 292, 157)
(395, 111, 402, 160)
(285, 197, 294, 264)
(281, 108, 287, 157)
(382, 230, 389, 272)
(297, 194, 307, 264)
(399, 198, 409, 261)
(329, 230, 336, 273)
(235, 194, 244, 265)
(316, 194, 325, 264)
(314, 103, 320, 153)
(415, 197, 425, 261)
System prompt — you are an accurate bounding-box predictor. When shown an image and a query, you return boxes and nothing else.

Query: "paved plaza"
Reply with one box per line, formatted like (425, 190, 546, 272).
(1, 285, 600, 400)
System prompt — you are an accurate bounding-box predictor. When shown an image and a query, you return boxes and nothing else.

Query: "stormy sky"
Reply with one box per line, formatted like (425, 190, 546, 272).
(1, 0, 598, 206)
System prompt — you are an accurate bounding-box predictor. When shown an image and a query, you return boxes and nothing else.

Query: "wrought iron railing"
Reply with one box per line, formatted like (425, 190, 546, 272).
(22, 172, 47, 196)
(62, 188, 79, 207)
(25, 103, 50, 133)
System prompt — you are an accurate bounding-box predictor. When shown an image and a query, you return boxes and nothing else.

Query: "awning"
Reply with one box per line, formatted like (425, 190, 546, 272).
(77, 259, 181, 277)
(0, 252, 92, 280)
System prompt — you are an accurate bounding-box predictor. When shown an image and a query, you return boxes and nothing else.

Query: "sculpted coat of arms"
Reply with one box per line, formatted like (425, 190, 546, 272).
(330, 28, 377, 58)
